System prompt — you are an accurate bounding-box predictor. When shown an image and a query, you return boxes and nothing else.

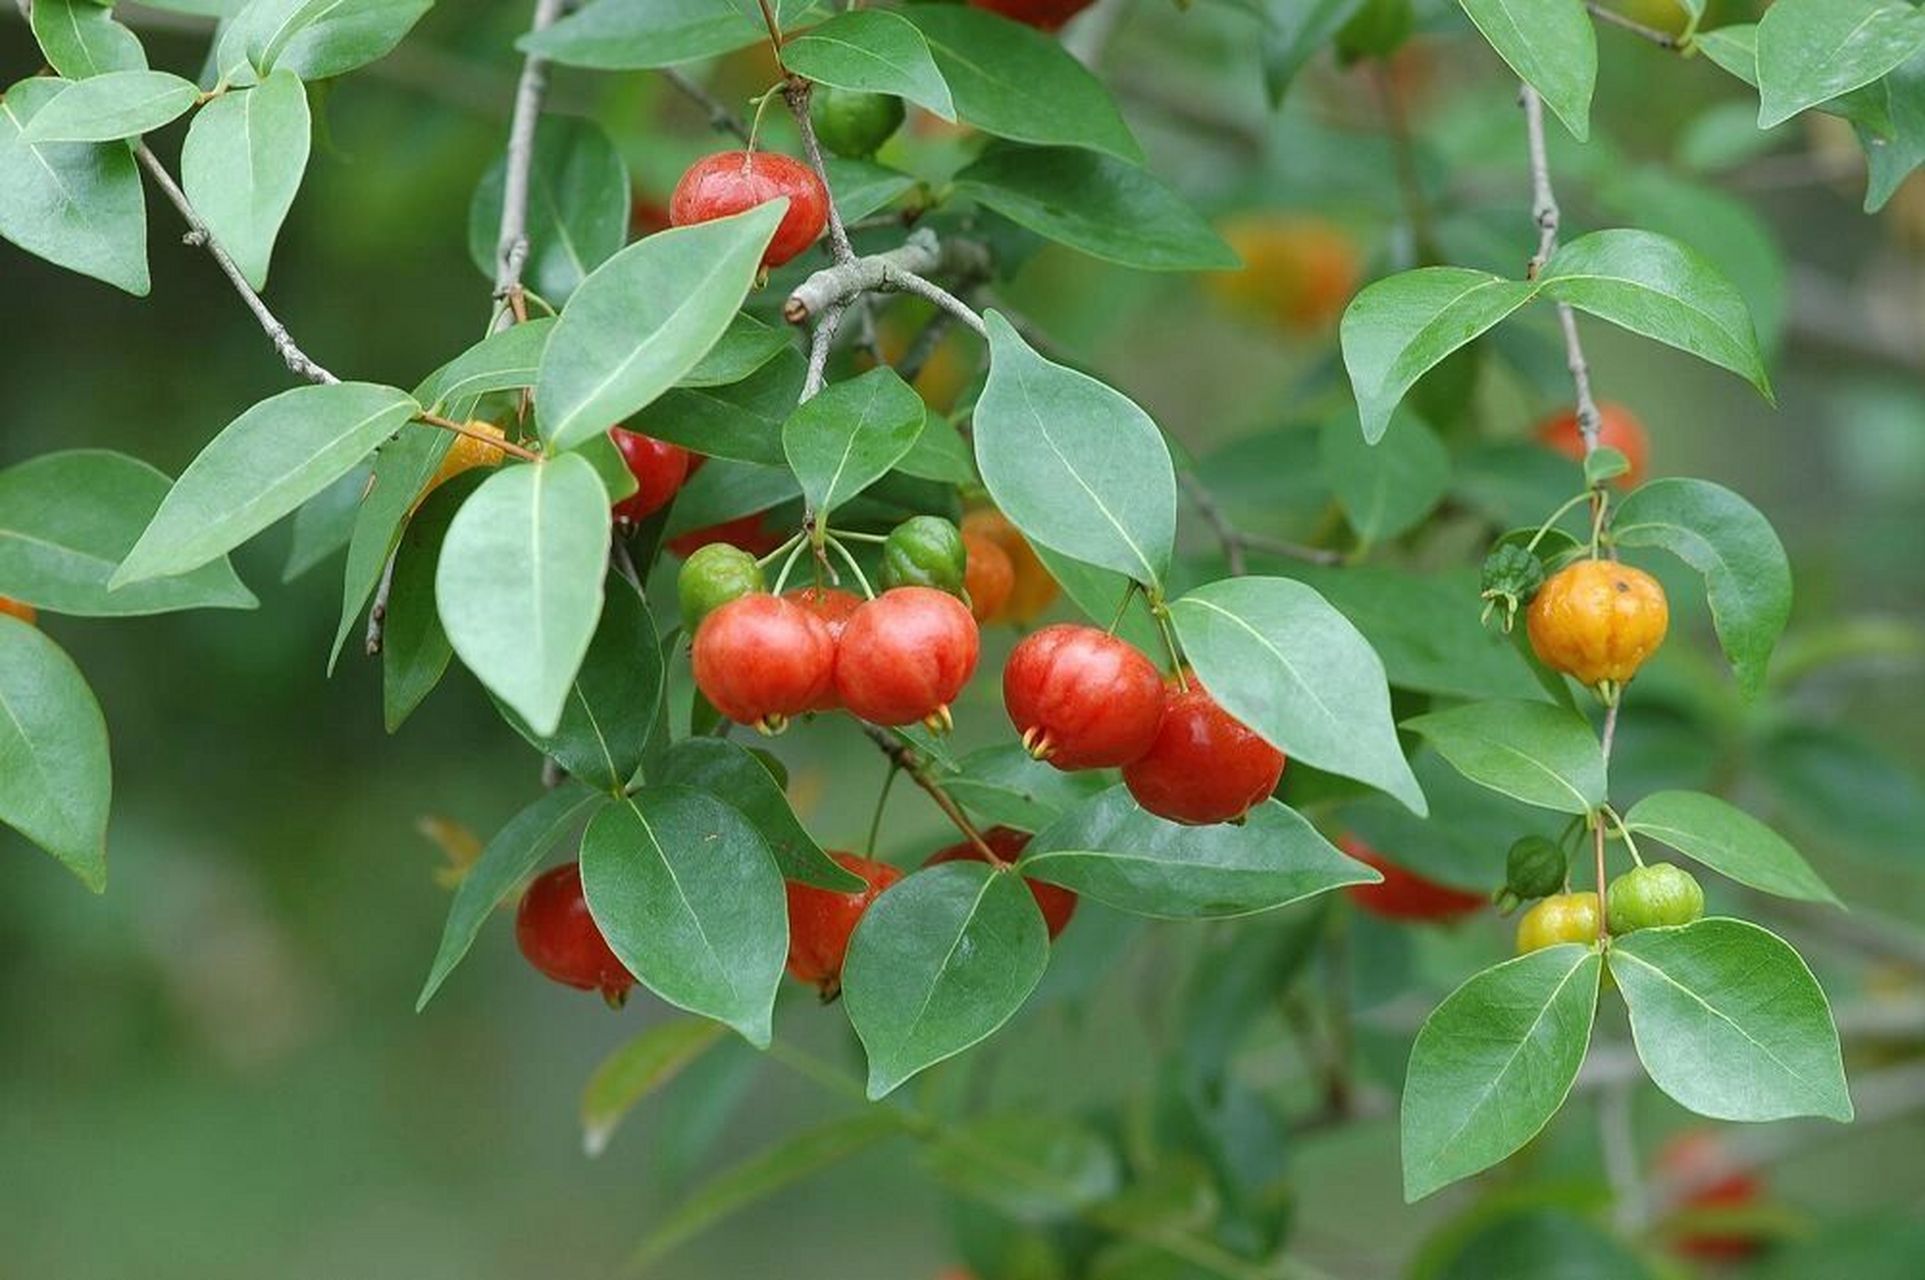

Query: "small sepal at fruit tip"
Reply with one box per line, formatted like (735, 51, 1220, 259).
(1479, 542, 1546, 633)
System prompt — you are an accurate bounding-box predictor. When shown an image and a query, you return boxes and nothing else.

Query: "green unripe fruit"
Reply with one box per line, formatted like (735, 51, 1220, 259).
(1606, 861, 1705, 934)
(678, 543, 765, 634)
(1505, 836, 1568, 901)
(811, 86, 906, 160)
(880, 515, 967, 596)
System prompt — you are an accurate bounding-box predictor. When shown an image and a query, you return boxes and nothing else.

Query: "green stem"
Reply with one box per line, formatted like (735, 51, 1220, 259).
(1603, 805, 1644, 867)
(824, 535, 877, 599)
(770, 536, 810, 594)
(865, 764, 899, 856)
(1526, 491, 1594, 554)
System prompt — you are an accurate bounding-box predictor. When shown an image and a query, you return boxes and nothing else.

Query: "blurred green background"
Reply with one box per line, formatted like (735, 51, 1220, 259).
(4, 2, 1925, 1277)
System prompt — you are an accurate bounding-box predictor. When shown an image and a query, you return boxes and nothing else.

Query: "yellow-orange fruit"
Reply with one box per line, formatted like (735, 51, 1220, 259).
(961, 508, 1058, 625)
(1527, 560, 1669, 689)
(1208, 214, 1361, 333)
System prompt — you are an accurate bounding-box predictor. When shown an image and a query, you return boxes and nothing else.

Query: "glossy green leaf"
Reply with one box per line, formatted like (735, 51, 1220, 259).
(953, 146, 1237, 272)
(823, 155, 916, 223)
(283, 461, 367, 582)
(1319, 405, 1450, 543)
(1458, 0, 1595, 139)
(497, 574, 660, 792)
(581, 1018, 729, 1158)
(651, 738, 860, 891)
(1402, 945, 1601, 1201)
(414, 781, 603, 1010)
(30, 0, 146, 80)
(0, 618, 111, 892)
(518, 0, 784, 70)
(975, 311, 1176, 589)
(1538, 230, 1773, 401)
(328, 423, 451, 671)
(898, 5, 1141, 163)
(242, 0, 434, 81)
(180, 70, 310, 291)
(114, 383, 418, 588)
(1610, 918, 1852, 1123)
(942, 744, 1109, 834)
(681, 312, 792, 389)
(580, 787, 788, 1046)
(572, 430, 640, 505)
(381, 471, 477, 732)
(415, 319, 554, 417)
(785, 9, 955, 120)
(646, 348, 804, 468)
(1624, 790, 1838, 905)
(1021, 790, 1378, 918)
(1612, 477, 1791, 698)
(1170, 576, 1427, 814)
(1432, 1207, 1653, 1280)
(0, 451, 255, 616)
(661, 459, 799, 538)
(1403, 700, 1605, 815)
(1755, 0, 1925, 129)
(1861, 50, 1925, 212)
(434, 454, 610, 737)
(782, 367, 925, 518)
(844, 861, 1049, 1098)
(466, 116, 627, 309)
(19, 70, 197, 143)
(0, 77, 148, 296)
(536, 201, 783, 451)
(1340, 267, 1534, 443)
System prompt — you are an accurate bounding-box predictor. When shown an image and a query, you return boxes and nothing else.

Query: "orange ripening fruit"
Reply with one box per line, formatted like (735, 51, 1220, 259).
(1536, 402, 1651, 487)
(1527, 559, 1669, 690)
(1208, 214, 1361, 333)
(961, 509, 1058, 625)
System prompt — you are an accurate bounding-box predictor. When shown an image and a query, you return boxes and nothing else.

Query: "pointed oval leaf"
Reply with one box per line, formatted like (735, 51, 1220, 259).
(651, 738, 864, 892)
(382, 471, 480, 732)
(785, 9, 955, 120)
(1458, 0, 1597, 140)
(1610, 918, 1852, 1123)
(1402, 699, 1606, 815)
(843, 860, 1049, 1098)
(823, 155, 916, 223)
(0, 618, 111, 892)
(1169, 575, 1428, 814)
(1319, 405, 1451, 543)
(1624, 790, 1838, 905)
(284, 462, 369, 582)
(1020, 789, 1379, 918)
(1611, 477, 1790, 698)
(1539, 230, 1772, 400)
(466, 116, 627, 308)
(1756, 0, 1925, 129)
(975, 311, 1176, 589)
(537, 201, 784, 451)
(0, 450, 255, 616)
(114, 383, 419, 588)
(1340, 267, 1535, 443)
(328, 423, 452, 670)
(435, 454, 610, 736)
(953, 145, 1238, 271)
(181, 69, 310, 291)
(1402, 945, 1601, 1201)
(245, 0, 434, 80)
(30, 0, 147, 80)
(416, 318, 555, 417)
(647, 348, 804, 468)
(414, 781, 604, 1010)
(681, 312, 793, 389)
(519, 0, 774, 69)
(581, 1018, 729, 1158)
(0, 77, 149, 296)
(942, 744, 1109, 834)
(19, 70, 198, 143)
(580, 786, 788, 1046)
(783, 366, 925, 517)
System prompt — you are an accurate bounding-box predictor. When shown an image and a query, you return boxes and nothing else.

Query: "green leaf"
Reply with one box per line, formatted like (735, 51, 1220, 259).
(942, 744, 1109, 833)
(975, 311, 1176, 589)
(681, 312, 793, 389)
(646, 348, 804, 468)
(497, 574, 660, 792)
(30, 0, 147, 80)
(283, 461, 367, 582)
(413, 781, 604, 1010)
(242, 0, 434, 81)
(651, 738, 862, 891)
(1611, 477, 1791, 698)
(1610, 918, 1852, 1123)
(1169, 576, 1427, 815)
(1457, 0, 1596, 140)
(1401, 945, 1601, 1201)
(953, 145, 1238, 272)
(1755, 0, 1925, 130)
(327, 423, 451, 671)
(0, 618, 112, 892)
(782, 367, 925, 518)
(1319, 405, 1450, 543)
(1402, 700, 1605, 815)
(580, 787, 788, 1046)
(0, 77, 149, 296)
(434, 455, 610, 736)
(897, 5, 1142, 163)
(19, 70, 198, 143)
(381, 471, 474, 732)
(1021, 789, 1379, 918)
(1538, 230, 1773, 402)
(1624, 790, 1838, 906)
(581, 1018, 729, 1158)
(785, 9, 955, 120)
(181, 70, 311, 291)
(415, 319, 555, 417)
(466, 116, 627, 308)
(823, 155, 916, 223)
(1340, 267, 1534, 443)
(519, 0, 775, 70)
(844, 861, 1049, 1098)
(536, 201, 783, 451)
(661, 459, 800, 538)
(1861, 50, 1925, 212)
(1261, 0, 1366, 106)
(923, 1113, 1123, 1223)
(0, 450, 256, 616)
(114, 383, 419, 588)
(1431, 1207, 1654, 1280)
(629, 1112, 904, 1269)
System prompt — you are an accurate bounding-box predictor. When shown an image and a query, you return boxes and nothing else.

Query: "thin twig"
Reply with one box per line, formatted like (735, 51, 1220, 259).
(1586, 1, 1679, 49)
(781, 76, 855, 264)
(364, 557, 396, 656)
(895, 307, 955, 386)
(802, 300, 850, 401)
(858, 724, 1001, 863)
(660, 68, 751, 143)
(1234, 530, 1345, 567)
(492, 0, 568, 333)
(1521, 85, 1602, 454)
(1179, 472, 1248, 576)
(134, 144, 338, 385)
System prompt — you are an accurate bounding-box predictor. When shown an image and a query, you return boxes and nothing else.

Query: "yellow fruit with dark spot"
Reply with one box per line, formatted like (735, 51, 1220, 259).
(1516, 891, 1599, 954)
(1527, 559, 1668, 690)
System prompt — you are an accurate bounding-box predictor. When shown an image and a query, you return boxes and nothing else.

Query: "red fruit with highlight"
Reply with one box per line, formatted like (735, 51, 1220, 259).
(785, 851, 903, 996)
(925, 827, 1078, 940)
(670, 150, 829, 268)
(1122, 679, 1284, 824)
(515, 863, 633, 1004)
(1002, 625, 1165, 770)
(834, 587, 980, 727)
(785, 586, 863, 710)
(609, 427, 691, 523)
(692, 594, 836, 732)
(1339, 836, 1485, 922)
